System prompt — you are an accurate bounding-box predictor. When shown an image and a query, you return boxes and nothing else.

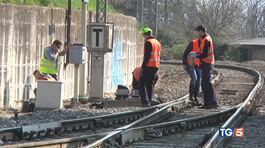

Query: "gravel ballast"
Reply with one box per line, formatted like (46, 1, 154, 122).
(1, 61, 263, 132)
(0, 64, 190, 128)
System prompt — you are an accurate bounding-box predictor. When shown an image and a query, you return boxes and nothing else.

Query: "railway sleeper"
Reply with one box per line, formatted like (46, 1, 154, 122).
(0, 131, 19, 142)
(119, 109, 236, 146)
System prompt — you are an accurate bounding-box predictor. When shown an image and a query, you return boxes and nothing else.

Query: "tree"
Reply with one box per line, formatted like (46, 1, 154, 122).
(109, 0, 265, 60)
(241, 0, 265, 38)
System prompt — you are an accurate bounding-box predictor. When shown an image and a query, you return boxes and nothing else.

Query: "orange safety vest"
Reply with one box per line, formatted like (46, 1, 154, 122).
(133, 67, 141, 81)
(200, 35, 215, 64)
(146, 38, 161, 68)
(187, 39, 201, 67)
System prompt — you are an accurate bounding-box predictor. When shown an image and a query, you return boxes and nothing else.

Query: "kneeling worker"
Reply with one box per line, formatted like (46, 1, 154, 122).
(33, 69, 56, 95)
(132, 66, 158, 97)
(33, 69, 56, 81)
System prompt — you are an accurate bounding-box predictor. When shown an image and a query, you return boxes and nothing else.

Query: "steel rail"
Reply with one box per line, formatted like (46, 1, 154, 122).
(118, 106, 238, 146)
(86, 63, 262, 148)
(203, 65, 264, 148)
(7, 64, 259, 148)
(0, 105, 158, 142)
(0, 62, 204, 146)
(86, 61, 221, 148)
(0, 61, 222, 147)
(0, 61, 189, 143)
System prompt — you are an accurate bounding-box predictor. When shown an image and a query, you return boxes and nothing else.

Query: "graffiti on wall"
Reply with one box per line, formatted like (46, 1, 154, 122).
(111, 29, 124, 89)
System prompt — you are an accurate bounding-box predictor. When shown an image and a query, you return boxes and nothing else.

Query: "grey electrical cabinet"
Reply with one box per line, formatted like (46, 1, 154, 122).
(69, 43, 86, 64)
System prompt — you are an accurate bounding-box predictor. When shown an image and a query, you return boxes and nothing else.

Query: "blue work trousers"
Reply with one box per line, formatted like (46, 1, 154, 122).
(187, 66, 202, 99)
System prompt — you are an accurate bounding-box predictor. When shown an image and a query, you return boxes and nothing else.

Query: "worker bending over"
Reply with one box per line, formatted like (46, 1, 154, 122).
(40, 40, 70, 80)
(182, 39, 202, 106)
(195, 25, 219, 109)
(139, 27, 161, 107)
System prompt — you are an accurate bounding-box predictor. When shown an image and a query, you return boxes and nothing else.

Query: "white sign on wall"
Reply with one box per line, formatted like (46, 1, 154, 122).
(87, 23, 114, 52)
(91, 26, 104, 49)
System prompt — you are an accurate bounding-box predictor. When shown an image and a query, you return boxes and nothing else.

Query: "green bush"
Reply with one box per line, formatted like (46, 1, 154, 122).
(162, 43, 187, 60)
(157, 28, 188, 60)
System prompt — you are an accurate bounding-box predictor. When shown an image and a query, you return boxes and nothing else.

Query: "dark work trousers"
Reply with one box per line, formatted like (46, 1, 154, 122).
(138, 67, 158, 105)
(132, 76, 139, 90)
(201, 64, 217, 105)
(187, 66, 202, 99)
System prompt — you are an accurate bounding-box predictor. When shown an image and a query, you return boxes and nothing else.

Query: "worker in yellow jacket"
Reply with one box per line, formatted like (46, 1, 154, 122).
(40, 40, 70, 80)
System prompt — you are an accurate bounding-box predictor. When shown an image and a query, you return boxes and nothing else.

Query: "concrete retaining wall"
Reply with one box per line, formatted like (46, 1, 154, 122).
(0, 4, 143, 109)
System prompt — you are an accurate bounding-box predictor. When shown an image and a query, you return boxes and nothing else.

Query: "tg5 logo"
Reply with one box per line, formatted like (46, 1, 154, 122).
(219, 128, 244, 137)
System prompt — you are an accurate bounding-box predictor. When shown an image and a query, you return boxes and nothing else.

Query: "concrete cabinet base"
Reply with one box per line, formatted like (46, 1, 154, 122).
(36, 80, 64, 109)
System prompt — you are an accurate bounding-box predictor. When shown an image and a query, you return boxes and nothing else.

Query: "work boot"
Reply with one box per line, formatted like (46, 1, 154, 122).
(147, 102, 151, 107)
(189, 96, 201, 106)
(187, 96, 194, 106)
(189, 96, 195, 102)
(199, 103, 219, 109)
(193, 97, 202, 106)
(198, 105, 211, 109)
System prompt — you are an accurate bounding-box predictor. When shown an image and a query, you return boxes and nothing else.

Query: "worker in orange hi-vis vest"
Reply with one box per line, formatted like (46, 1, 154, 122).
(182, 39, 202, 106)
(139, 27, 161, 107)
(195, 25, 219, 109)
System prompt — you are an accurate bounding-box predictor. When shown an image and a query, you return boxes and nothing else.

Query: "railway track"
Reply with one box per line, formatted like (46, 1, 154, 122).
(0, 104, 165, 146)
(85, 64, 263, 148)
(125, 66, 256, 148)
(0, 63, 262, 148)
(0, 62, 217, 147)
(0, 93, 200, 147)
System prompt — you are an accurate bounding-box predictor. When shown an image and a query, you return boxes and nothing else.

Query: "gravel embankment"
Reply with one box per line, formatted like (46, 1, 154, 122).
(155, 64, 190, 102)
(0, 64, 190, 128)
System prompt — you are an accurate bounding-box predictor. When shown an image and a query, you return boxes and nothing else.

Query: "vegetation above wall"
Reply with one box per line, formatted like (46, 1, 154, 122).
(0, 0, 117, 13)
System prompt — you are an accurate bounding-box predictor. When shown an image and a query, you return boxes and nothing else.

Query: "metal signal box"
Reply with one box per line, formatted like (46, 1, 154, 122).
(69, 43, 86, 64)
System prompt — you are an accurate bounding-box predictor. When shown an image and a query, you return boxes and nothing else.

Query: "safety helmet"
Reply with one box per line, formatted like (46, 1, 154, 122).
(143, 27, 153, 34)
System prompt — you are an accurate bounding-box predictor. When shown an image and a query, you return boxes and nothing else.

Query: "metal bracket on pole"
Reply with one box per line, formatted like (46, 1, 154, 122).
(96, 0, 108, 23)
